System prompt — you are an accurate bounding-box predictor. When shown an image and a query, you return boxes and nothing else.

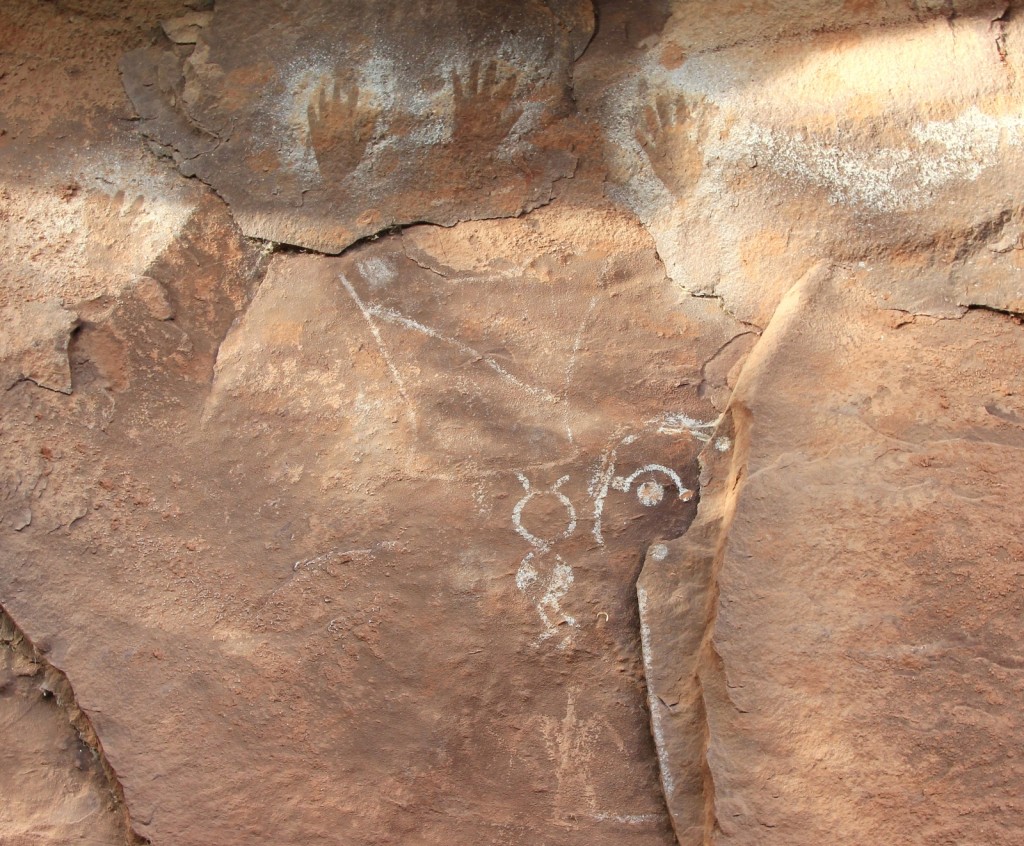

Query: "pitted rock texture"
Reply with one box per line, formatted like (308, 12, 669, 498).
(4, 1, 1024, 845)
(121, 0, 594, 252)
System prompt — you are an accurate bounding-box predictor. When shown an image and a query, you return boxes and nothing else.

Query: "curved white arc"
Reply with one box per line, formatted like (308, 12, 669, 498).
(512, 473, 577, 549)
(613, 464, 690, 499)
(589, 448, 619, 546)
(516, 550, 540, 591)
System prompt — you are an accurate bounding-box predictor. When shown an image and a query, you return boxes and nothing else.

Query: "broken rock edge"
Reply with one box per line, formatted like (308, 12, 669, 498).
(0, 601, 150, 845)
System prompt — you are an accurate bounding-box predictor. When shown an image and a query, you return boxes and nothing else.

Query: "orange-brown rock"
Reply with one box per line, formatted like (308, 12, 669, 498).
(640, 266, 1024, 843)
(121, 0, 594, 252)
(4, 1, 1024, 845)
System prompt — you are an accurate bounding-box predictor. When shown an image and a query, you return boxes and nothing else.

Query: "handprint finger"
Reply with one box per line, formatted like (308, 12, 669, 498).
(482, 60, 498, 93)
(495, 71, 516, 103)
(451, 67, 464, 103)
(674, 99, 688, 125)
(656, 95, 672, 130)
(314, 83, 329, 120)
(128, 194, 145, 217)
(306, 89, 317, 126)
(642, 104, 658, 142)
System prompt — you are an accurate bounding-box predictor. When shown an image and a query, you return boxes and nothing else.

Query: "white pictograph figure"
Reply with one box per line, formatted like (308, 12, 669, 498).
(513, 413, 713, 643)
(513, 473, 579, 647)
(589, 423, 699, 546)
(612, 464, 694, 508)
(513, 473, 576, 549)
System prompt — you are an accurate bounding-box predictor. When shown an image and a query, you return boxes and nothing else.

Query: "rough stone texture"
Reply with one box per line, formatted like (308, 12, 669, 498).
(0, 301, 78, 394)
(2, 6, 745, 841)
(4, 1, 1024, 845)
(0, 613, 135, 846)
(121, 0, 594, 252)
(586, 0, 1024, 323)
(640, 268, 1024, 843)
(624, 2, 1024, 842)
(1, 194, 743, 843)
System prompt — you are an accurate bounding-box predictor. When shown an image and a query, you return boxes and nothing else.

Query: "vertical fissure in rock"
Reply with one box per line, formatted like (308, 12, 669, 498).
(0, 605, 149, 846)
(637, 400, 750, 845)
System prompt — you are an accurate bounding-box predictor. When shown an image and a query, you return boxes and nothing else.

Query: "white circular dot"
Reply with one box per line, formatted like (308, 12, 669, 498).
(650, 544, 669, 561)
(637, 479, 665, 506)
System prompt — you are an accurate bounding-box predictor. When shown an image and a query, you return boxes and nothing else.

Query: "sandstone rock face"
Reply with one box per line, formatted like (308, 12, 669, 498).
(640, 268, 1024, 844)
(3, 1, 1024, 845)
(0, 192, 741, 842)
(121, 0, 594, 252)
(1, 618, 129, 846)
(0, 301, 78, 394)
(586, 0, 1024, 324)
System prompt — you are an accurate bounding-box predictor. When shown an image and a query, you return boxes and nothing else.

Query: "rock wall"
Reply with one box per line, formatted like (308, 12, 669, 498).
(1, 1, 1022, 844)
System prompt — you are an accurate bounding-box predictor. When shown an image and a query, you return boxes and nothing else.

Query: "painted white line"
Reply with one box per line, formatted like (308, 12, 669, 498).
(338, 273, 417, 429)
(368, 303, 559, 403)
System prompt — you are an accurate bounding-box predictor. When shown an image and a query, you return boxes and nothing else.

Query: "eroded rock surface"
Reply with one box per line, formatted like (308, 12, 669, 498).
(3, 1, 1024, 845)
(640, 268, 1024, 843)
(1, 190, 744, 842)
(628, 3, 1024, 842)
(0, 613, 135, 846)
(586, 0, 1024, 324)
(121, 0, 594, 252)
(0, 657, 120, 845)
